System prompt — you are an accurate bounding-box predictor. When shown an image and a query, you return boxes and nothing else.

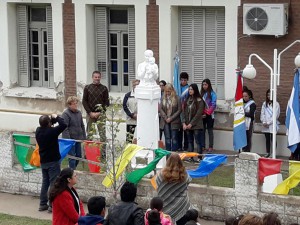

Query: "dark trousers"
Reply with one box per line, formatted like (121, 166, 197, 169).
(264, 133, 273, 153)
(40, 161, 61, 206)
(126, 124, 136, 143)
(178, 127, 188, 150)
(187, 129, 204, 154)
(68, 142, 82, 169)
(243, 122, 253, 152)
(164, 124, 179, 151)
(203, 115, 214, 148)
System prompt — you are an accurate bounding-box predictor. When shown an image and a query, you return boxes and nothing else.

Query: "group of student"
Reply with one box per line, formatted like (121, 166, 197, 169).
(158, 73, 217, 163)
(242, 87, 281, 157)
(123, 72, 218, 162)
(225, 211, 298, 225)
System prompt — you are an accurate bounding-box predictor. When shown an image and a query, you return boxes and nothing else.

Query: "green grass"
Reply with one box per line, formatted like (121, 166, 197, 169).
(0, 213, 50, 225)
(190, 165, 235, 188)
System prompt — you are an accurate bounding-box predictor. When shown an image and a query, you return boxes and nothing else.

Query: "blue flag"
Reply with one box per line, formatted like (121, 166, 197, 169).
(187, 154, 227, 178)
(286, 69, 300, 152)
(233, 69, 247, 150)
(59, 138, 76, 162)
(173, 52, 181, 96)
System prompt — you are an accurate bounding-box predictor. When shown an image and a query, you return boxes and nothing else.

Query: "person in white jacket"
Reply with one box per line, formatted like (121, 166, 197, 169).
(260, 89, 280, 158)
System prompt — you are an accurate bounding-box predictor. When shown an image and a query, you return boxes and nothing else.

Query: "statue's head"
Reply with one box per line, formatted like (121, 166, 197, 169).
(144, 50, 153, 62)
(149, 57, 155, 64)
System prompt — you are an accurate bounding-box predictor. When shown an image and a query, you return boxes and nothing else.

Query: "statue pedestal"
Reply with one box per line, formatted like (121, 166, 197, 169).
(131, 84, 166, 171)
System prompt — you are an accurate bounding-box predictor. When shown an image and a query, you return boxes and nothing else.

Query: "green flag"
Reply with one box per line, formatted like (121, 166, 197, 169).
(13, 134, 36, 171)
(126, 148, 170, 184)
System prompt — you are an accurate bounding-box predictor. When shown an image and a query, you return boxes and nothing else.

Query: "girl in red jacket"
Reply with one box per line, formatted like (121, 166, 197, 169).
(49, 168, 85, 225)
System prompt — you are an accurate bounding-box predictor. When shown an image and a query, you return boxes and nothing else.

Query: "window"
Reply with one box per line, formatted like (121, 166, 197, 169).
(95, 7, 135, 92)
(17, 5, 53, 88)
(180, 7, 225, 98)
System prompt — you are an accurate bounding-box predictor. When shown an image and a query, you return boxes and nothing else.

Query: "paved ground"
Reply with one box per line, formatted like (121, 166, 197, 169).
(0, 192, 224, 225)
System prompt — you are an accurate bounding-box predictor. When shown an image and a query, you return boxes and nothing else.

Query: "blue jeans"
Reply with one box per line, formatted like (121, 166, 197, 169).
(164, 124, 179, 151)
(40, 161, 61, 206)
(68, 142, 82, 169)
(187, 129, 204, 154)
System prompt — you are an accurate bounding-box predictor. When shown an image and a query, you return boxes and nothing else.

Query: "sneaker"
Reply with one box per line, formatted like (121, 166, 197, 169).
(265, 153, 271, 158)
(186, 158, 194, 163)
(47, 206, 52, 213)
(38, 205, 48, 211)
(194, 158, 201, 163)
(207, 148, 213, 153)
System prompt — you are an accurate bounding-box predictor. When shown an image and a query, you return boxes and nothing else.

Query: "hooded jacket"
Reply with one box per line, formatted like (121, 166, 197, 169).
(78, 214, 105, 225)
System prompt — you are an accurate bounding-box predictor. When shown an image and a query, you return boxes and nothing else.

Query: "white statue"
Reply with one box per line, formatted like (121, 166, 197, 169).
(137, 50, 158, 86)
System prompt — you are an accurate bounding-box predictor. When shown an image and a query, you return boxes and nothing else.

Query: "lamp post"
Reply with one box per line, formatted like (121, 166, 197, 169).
(243, 40, 300, 159)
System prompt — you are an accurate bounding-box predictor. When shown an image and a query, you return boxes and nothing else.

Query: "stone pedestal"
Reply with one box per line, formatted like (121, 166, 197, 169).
(131, 85, 166, 170)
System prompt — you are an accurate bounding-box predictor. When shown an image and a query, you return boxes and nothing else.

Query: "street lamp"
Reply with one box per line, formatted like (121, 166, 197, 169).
(243, 40, 300, 159)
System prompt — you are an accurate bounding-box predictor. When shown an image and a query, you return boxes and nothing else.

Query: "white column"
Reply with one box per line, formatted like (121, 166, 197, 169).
(131, 85, 166, 170)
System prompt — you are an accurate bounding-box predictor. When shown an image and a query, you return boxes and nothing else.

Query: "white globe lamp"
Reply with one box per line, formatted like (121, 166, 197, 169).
(242, 64, 257, 80)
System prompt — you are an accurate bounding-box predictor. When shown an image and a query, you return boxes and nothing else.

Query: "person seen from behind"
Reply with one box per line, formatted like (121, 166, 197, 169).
(224, 215, 244, 225)
(104, 181, 144, 225)
(242, 89, 256, 152)
(147, 210, 162, 225)
(185, 209, 200, 225)
(262, 212, 281, 225)
(156, 153, 191, 225)
(144, 197, 173, 225)
(62, 96, 86, 169)
(160, 83, 181, 151)
(238, 214, 262, 225)
(78, 196, 106, 225)
(49, 168, 85, 225)
(260, 89, 280, 158)
(200, 78, 217, 153)
(36, 114, 67, 212)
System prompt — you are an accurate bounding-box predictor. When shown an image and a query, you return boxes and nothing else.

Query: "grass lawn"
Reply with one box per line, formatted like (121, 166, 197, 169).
(0, 213, 50, 225)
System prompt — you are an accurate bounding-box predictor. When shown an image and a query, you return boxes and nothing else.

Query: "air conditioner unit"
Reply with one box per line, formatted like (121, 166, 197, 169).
(243, 4, 288, 36)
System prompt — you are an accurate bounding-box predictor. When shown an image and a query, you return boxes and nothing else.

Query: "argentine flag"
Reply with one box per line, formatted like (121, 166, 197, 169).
(286, 69, 300, 152)
(233, 70, 247, 150)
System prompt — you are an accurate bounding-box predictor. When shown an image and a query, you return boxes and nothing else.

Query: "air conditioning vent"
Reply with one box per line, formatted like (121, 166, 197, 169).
(243, 4, 288, 36)
(246, 7, 268, 31)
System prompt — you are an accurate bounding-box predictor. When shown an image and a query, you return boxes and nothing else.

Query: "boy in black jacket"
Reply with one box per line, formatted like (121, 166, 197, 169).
(36, 114, 67, 212)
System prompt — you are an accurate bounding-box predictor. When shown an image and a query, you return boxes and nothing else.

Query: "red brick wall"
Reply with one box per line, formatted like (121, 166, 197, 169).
(147, 0, 159, 65)
(239, 0, 300, 122)
(63, 0, 76, 102)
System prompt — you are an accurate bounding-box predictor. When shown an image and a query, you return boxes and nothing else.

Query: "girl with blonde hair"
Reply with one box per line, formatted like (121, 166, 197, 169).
(160, 83, 181, 151)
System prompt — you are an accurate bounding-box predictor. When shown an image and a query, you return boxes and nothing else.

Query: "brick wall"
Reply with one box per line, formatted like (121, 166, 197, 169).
(63, 0, 77, 101)
(239, 0, 300, 123)
(1, 132, 300, 223)
(147, 0, 159, 65)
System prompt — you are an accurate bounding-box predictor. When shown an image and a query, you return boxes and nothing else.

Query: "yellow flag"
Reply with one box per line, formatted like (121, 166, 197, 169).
(273, 169, 300, 195)
(289, 161, 300, 176)
(102, 144, 144, 188)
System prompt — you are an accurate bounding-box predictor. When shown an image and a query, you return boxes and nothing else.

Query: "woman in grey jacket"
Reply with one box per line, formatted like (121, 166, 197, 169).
(62, 96, 86, 169)
(182, 83, 205, 162)
(160, 83, 181, 151)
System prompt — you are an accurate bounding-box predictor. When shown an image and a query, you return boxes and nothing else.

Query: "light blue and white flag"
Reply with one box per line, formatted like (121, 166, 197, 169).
(233, 69, 247, 150)
(286, 69, 300, 152)
(173, 51, 181, 96)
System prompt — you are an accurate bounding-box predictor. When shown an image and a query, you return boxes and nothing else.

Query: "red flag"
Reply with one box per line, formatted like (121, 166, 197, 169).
(84, 141, 101, 173)
(258, 158, 283, 183)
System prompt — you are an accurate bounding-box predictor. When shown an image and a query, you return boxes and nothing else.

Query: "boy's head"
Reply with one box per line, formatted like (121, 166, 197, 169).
(39, 115, 51, 127)
(150, 197, 163, 211)
(225, 215, 244, 225)
(180, 72, 189, 87)
(87, 196, 106, 216)
(147, 209, 161, 225)
(120, 181, 137, 202)
(185, 209, 198, 221)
